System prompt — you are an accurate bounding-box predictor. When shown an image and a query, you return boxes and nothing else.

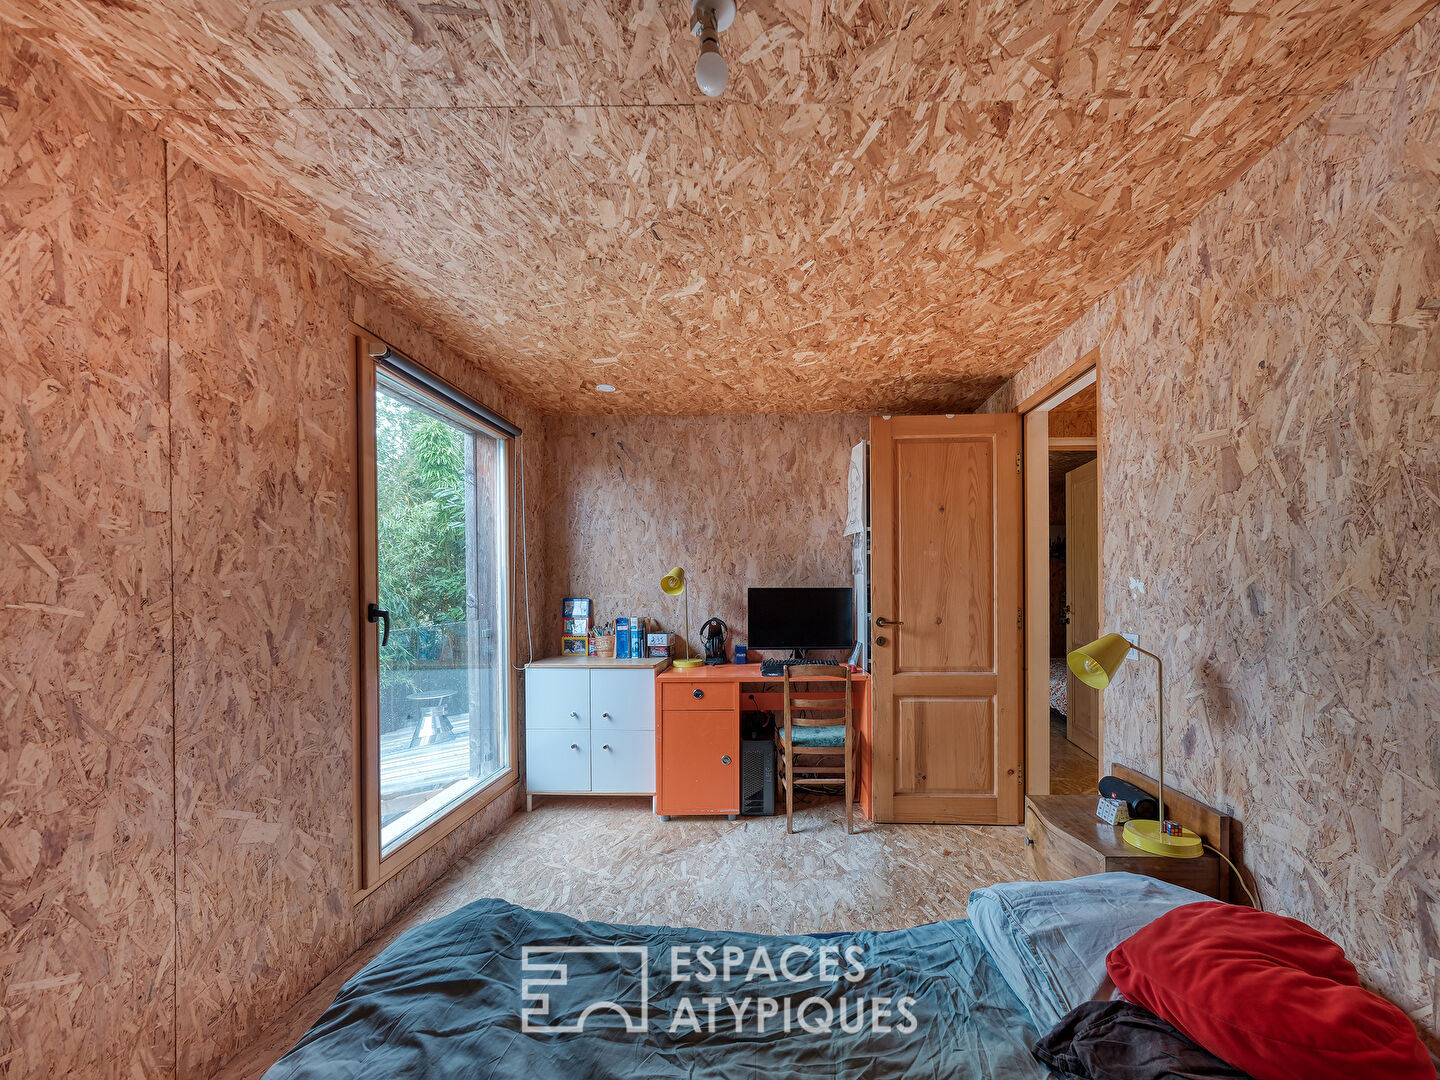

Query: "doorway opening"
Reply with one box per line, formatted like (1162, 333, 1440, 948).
(1022, 359, 1101, 797)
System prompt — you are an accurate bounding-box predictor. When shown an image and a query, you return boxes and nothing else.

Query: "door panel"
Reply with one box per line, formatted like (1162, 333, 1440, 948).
(895, 696, 996, 796)
(591, 669, 656, 731)
(524, 669, 590, 729)
(871, 415, 1023, 824)
(657, 711, 738, 814)
(895, 439, 995, 673)
(1065, 459, 1101, 758)
(591, 729, 656, 794)
(526, 729, 591, 792)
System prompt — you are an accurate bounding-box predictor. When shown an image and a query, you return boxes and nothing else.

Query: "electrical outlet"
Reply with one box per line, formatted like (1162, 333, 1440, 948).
(1121, 632, 1139, 645)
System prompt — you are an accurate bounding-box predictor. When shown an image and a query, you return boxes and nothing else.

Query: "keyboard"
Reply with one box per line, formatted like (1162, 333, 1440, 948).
(759, 658, 807, 677)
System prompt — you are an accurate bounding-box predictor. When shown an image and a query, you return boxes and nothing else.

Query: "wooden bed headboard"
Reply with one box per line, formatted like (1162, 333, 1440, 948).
(1110, 762, 1236, 903)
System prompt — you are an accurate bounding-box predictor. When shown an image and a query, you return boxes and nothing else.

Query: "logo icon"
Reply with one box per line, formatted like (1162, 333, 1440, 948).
(520, 946, 650, 1034)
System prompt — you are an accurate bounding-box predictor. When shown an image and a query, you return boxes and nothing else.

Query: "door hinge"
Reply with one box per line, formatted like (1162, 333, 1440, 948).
(1016, 451, 1022, 474)
(1017, 607, 1024, 630)
(1017, 766, 1025, 786)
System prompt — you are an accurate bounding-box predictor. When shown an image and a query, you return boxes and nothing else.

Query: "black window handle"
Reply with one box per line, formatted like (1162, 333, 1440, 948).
(367, 603, 390, 646)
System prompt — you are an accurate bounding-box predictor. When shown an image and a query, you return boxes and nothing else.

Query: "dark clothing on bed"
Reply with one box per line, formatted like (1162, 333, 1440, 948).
(1033, 1000, 1255, 1080)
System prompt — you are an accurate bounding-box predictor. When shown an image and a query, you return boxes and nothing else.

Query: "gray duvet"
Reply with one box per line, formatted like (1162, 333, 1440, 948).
(266, 898, 1050, 1079)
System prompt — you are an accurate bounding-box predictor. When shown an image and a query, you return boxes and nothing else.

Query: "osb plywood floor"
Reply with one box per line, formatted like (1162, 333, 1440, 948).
(215, 796, 1031, 1079)
(1051, 715, 1100, 797)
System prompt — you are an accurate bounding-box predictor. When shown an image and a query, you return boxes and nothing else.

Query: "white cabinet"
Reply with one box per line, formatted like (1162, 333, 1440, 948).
(525, 660, 664, 809)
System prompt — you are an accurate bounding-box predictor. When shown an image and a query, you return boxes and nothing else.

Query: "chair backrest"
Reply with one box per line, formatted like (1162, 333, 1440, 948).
(783, 663, 852, 729)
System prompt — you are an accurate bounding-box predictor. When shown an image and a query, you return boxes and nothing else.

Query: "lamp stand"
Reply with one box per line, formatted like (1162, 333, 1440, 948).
(1121, 645, 1202, 859)
(670, 583, 704, 669)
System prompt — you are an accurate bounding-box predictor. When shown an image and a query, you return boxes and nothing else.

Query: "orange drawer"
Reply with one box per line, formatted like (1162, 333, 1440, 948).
(661, 680, 739, 711)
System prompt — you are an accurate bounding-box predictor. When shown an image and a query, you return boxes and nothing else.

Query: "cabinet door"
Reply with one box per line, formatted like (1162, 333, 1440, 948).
(525, 669, 590, 729)
(591, 729, 656, 794)
(592, 669, 656, 731)
(658, 711, 738, 814)
(527, 729, 591, 792)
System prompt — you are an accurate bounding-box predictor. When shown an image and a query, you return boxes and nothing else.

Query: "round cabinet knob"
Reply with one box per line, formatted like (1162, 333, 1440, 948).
(692, 688, 704, 699)
(602, 744, 611, 751)
(721, 754, 732, 765)
(569, 711, 579, 718)
(569, 743, 579, 750)
(602, 712, 612, 720)
(874, 635, 888, 646)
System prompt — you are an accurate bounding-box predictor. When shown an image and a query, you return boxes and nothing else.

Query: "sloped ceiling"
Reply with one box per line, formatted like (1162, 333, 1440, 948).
(2, 0, 1432, 413)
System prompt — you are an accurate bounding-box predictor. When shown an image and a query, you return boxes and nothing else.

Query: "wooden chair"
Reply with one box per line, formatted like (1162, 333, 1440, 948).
(778, 663, 855, 834)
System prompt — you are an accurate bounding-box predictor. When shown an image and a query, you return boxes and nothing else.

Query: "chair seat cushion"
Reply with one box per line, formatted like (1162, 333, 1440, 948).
(780, 725, 846, 748)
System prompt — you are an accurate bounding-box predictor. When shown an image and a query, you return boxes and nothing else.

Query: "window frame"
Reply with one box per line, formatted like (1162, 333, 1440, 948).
(354, 334, 520, 895)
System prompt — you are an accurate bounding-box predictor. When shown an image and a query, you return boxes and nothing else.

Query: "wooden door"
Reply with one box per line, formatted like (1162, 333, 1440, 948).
(870, 415, 1024, 824)
(1064, 459, 1100, 758)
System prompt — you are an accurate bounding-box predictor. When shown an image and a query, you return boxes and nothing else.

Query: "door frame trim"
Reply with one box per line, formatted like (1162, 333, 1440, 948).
(1020, 354, 1100, 796)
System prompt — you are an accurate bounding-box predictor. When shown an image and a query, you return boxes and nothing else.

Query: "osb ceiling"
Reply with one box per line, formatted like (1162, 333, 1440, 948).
(3, 0, 1433, 414)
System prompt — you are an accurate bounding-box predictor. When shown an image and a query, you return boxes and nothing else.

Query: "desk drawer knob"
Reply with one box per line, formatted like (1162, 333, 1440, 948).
(692, 689, 704, 699)
(721, 754, 732, 765)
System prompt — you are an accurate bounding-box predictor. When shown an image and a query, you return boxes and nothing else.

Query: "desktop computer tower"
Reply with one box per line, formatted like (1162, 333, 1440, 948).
(740, 738, 775, 816)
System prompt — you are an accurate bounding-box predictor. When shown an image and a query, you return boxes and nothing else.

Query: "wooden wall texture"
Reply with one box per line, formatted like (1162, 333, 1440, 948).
(0, 34, 174, 1079)
(1, 32, 543, 1078)
(541, 415, 867, 661)
(985, 10, 1440, 1042)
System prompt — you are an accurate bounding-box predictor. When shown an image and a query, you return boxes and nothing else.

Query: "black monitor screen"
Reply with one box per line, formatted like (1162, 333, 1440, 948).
(747, 587, 855, 650)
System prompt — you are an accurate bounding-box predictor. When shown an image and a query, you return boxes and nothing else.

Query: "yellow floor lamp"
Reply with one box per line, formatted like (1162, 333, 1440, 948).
(1068, 633, 1202, 858)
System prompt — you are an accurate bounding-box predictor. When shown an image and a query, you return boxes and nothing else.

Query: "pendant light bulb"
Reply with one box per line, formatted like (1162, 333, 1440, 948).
(695, 48, 728, 96)
(691, 0, 735, 98)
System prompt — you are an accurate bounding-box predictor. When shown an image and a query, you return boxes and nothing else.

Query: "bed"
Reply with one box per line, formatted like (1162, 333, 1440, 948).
(264, 874, 1213, 1079)
(1049, 657, 1069, 716)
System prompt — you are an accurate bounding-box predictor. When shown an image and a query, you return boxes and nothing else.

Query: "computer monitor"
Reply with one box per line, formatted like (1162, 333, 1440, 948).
(747, 587, 855, 651)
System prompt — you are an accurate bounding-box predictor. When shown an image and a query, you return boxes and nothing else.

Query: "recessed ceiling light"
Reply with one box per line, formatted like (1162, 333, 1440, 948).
(596, 384, 617, 393)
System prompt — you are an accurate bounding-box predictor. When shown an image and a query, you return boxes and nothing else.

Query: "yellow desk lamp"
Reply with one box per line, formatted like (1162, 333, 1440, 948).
(660, 567, 704, 669)
(1068, 633, 1202, 859)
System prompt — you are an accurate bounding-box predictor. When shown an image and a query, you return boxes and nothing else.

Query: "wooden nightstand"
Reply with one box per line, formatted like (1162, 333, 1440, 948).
(1024, 766, 1235, 901)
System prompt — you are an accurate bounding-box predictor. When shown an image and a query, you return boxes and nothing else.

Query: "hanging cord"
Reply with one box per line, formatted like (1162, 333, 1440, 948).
(1203, 843, 1261, 910)
(511, 432, 534, 670)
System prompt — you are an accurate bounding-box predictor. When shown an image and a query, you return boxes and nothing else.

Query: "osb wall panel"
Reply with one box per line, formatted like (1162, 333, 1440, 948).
(4, 0, 1434, 414)
(987, 11, 1440, 1041)
(542, 414, 866, 660)
(169, 154, 545, 1076)
(0, 35, 174, 1079)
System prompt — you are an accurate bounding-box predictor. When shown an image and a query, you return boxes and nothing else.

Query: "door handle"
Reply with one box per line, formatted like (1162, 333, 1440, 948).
(874, 616, 903, 627)
(366, 603, 390, 647)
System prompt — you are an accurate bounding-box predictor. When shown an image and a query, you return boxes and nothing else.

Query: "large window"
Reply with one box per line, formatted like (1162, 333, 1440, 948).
(357, 338, 515, 887)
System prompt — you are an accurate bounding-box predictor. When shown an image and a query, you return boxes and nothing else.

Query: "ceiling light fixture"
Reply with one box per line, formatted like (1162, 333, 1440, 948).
(691, 0, 735, 97)
(596, 383, 617, 393)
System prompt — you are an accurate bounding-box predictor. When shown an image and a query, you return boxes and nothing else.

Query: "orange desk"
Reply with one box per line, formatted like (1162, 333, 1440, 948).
(653, 663, 872, 819)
